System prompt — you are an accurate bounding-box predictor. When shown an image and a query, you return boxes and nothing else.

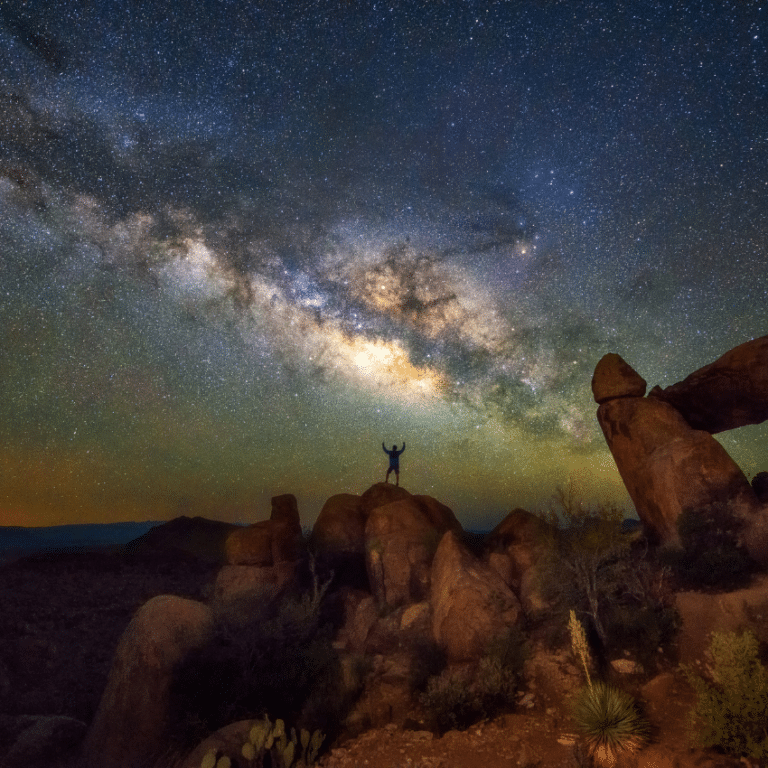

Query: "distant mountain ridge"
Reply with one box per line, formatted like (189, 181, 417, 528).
(0, 521, 162, 564)
(125, 515, 244, 563)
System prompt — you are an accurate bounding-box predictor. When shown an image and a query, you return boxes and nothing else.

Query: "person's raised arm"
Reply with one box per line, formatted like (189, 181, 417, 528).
(382, 442, 387, 453)
(401, 442, 406, 453)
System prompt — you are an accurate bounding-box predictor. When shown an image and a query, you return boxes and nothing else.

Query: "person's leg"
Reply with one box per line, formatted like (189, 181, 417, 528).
(385, 468, 391, 483)
(395, 469, 399, 486)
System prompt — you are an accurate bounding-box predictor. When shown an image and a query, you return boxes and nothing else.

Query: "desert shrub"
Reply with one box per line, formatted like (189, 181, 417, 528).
(168, 569, 348, 752)
(683, 629, 768, 758)
(537, 480, 631, 647)
(536, 480, 681, 670)
(419, 670, 482, 733)
(474, 627, 527, 716)
(408, 638, 447, 694)
(419, 629, 527, 732)
(660, 503, 757, 590)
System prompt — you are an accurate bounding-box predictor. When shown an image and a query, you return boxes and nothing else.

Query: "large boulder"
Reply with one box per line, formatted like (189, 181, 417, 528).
(80, 595, 213, 768)
(310, 485, 462, 595)
(412, 495, 463, 535)
(225, 494, 304, 567)
(484, 508, 553, 615)
(591, 352, 648, 404)
(225, 520, 273, 566)
(596, 394, 766, 553)
(430, 531, 521, 663)
(649, 334, 768, 433)
(365, 498, 439, 607)
(310, 493, 366, 555)
(359, 482, 412, 515)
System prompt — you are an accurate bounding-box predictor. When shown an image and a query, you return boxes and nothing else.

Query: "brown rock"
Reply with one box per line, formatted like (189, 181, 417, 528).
(675, 574, 768, 665)
(485, 508, 553, 615)
(335, 590, 379, 653)
(596, 395, 767, 557)
(591, 353, 647, 404)
(269, 494, 303, 563)
(649, 334, 768, 433)
(359, 482, 412, 516)
(365, 498, 437, 607)
(80, 595, 213, 768)
(212, 564, 278, 606)
(225, 494, 304, 567)
(225, 520, 273, 566)
(310, 493, 366, 555)
(412, 495, 463, 536)
(430, 531, 521, 663)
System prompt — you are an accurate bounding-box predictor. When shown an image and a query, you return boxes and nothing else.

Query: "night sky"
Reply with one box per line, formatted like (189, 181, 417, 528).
(1, 1, 767, 529)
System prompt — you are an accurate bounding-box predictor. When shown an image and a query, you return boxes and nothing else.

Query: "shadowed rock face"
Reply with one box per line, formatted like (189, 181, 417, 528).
(648, 334, 768, 433)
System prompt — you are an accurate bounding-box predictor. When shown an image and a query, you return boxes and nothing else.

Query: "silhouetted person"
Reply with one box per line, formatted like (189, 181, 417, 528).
(383, 442, 405, 486)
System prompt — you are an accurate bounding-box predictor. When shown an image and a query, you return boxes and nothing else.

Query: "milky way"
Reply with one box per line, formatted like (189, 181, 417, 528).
(1, 2, 767, 527)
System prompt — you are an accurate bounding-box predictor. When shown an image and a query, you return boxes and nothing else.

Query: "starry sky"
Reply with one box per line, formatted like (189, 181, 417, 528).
(1, 1, 767, 530)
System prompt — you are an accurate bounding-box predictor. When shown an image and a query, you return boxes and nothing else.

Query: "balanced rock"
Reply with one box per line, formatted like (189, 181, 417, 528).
(597, 394, 765, 554)
(591, 353, 647, 404)
(430, 531, 521, 663)
(648, 335, 768, 433)
(80, 595, 213, 768)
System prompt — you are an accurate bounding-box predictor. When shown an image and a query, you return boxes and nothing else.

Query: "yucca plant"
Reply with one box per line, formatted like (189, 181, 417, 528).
(569, 611, 648, 766)
(572, 681, 649, 766)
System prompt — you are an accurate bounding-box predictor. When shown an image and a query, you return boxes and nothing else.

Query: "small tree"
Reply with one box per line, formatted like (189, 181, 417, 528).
(539, 477, 629, 646)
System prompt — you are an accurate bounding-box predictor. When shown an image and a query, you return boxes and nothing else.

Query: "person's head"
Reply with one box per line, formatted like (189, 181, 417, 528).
(392, 444, 397, 450)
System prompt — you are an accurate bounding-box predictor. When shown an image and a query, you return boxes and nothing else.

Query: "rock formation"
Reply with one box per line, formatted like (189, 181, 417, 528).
(484, 508, 553, 615)
(225, 494, 304, 567)
(592, 345, 768, 561)
(648, 335, 768, 433)
(80, 594, 213, 768)
(311, 483, 462, 599)
(430, 531, 521, 663)
(365, 498, 440, 607)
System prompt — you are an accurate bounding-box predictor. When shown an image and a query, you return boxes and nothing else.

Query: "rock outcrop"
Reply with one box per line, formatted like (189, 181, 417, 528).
(225, 494, 304, 567)
(648, 334, 768, 433)
(365, 498, 439, 607)
(311, 484, 462, 598)
(484, 508, 553, 615)
(593, 344, 768, 561)
(430, 531, 521, 663)
(80, 595, 213, 768)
